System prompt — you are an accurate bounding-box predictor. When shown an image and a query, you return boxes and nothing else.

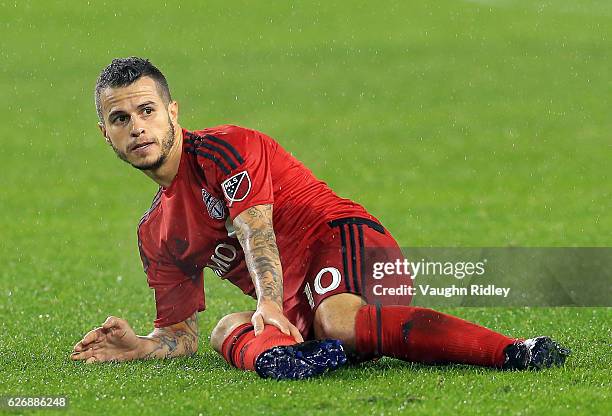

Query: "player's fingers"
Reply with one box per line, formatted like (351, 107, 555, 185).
(102, 316, 123, 331)
(266, 316, 291, 336)
(288, 324, 304, 343)
(93, 350, 113, 362)
(252, 314, 264, 336)
(70, 347, 95, 361)
(81, 327, 103, 347)
(85, 356, 99, 364)
(278, 322, 291, 336)
(75, 335, 105, 352)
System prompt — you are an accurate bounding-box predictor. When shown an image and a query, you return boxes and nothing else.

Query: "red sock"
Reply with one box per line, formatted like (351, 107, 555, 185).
(221, 324, 297, 371)
(355, 305, 516, 367)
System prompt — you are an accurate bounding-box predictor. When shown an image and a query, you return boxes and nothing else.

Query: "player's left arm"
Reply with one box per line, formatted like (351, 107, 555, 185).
(233, 203, 303, 342)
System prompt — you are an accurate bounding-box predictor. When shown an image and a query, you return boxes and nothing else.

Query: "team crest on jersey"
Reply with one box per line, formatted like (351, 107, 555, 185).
(202, 188, 226, 220)
(221, 171, 251, 206)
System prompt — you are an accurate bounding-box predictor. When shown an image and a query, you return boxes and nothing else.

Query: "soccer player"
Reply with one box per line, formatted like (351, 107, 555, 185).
(70, 57, 570, 379)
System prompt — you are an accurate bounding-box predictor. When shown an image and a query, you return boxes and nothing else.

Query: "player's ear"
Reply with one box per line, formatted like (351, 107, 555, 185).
(168, 100, 179, 126)
(98, 122, 111, 145)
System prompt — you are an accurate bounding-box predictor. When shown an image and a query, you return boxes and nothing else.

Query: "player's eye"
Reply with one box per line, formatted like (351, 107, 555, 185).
(143, 107, 153, 115)
(114, 114, 129, 124)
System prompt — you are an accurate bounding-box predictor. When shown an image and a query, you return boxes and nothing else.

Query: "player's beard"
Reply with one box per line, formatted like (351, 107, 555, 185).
(111, 117, 175, 171)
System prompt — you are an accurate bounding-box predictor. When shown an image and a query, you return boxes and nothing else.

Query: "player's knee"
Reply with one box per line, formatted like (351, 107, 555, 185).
(316, 316, 356, 347)
(314, 294, 363, 350)
(210, 311, 254, 353)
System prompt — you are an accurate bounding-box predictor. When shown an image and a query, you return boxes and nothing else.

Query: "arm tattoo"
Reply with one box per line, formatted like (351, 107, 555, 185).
(234, 204, 283, 307)
(141, 313, 198, 360)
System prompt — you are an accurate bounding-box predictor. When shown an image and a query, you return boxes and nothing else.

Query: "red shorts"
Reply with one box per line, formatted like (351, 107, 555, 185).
(282, 217, 413, 339)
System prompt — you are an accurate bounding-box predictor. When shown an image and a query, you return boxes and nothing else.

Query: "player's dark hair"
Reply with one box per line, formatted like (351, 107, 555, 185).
(95, 57, 172, 123)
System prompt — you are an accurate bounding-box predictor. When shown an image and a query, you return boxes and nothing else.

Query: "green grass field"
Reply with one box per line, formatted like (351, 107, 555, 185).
(1, 0, 610, 414)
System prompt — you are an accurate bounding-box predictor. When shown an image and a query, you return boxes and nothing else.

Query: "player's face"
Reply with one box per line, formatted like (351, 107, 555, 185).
(98, 76, 178, 171)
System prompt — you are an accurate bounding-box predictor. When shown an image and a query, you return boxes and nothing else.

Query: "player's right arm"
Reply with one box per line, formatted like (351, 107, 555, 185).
(70, 312, 198, 363)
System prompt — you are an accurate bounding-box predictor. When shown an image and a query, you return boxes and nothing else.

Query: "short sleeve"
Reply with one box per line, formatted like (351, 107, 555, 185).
(145, 260, 205, 328)
(192, 126, 275, 220)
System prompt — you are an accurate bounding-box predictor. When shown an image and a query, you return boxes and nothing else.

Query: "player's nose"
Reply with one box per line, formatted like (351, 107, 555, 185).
(130, 126, 145, 137)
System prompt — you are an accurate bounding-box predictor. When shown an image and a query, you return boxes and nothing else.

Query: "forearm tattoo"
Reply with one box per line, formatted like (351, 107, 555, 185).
(141, 313, 198, 360)
(234, 204, 283, 307)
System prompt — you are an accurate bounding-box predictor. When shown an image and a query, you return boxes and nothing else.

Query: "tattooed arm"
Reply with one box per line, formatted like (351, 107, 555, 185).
(233, 204, 303, 342)
(138, 312, 199, 359)
(70, 313, 198, 363)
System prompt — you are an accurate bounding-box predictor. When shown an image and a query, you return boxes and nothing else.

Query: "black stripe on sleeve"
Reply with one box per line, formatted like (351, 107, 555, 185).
(183, 131, 196, 140)
(348, 223, 360, 293)
(196, 141, 238, 170)
(184, 131, 202, 144)
(375, 302, 383, 356)
(205, 134, 245, 164)
(185, 148, 231, 175)
(328, 217, 385, 234)
(138, 187, 163, 228)
(338, 224, 351, 292)
(228, 324, 254, 368)
(357, 224, 366, 294)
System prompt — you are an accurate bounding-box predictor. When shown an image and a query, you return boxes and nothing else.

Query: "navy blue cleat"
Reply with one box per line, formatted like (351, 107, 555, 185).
(255, 339, 347, 380)
(503, 336, 571, 370)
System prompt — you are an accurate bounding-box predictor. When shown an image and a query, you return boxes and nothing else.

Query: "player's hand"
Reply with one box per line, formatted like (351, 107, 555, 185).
(70, 316, 142, 363)
(252, 300, 304, 342)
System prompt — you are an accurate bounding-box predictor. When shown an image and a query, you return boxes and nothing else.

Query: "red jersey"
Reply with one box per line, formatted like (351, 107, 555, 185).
(137, 125, 377, 327)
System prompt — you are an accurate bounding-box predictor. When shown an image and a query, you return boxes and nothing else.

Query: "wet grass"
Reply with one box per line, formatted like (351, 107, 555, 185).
(0, 0, 610, 415)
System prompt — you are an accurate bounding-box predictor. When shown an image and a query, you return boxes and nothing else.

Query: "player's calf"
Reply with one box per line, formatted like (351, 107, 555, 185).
(353, 305, 571, 369)
(210, 311, 255, 353)
(314, 294, 571, 370)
